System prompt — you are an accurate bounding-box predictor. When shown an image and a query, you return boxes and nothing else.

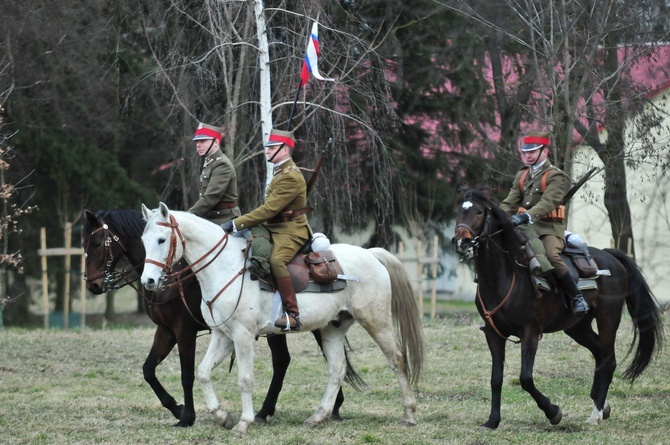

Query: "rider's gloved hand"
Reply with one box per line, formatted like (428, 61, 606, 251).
(220, 221, 235, 233)
(510, 212, 531, 226)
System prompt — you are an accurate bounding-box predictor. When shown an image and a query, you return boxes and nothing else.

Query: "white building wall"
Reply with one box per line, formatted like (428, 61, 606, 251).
(568, 95, 670, 301)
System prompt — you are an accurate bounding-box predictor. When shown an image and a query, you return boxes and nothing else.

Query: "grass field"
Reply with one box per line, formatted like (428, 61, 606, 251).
(1, 304, 668, 445)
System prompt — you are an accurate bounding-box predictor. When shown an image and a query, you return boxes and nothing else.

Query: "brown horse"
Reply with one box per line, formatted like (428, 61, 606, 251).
(451, 188, 664, 429)
(82, 209, 362, 427)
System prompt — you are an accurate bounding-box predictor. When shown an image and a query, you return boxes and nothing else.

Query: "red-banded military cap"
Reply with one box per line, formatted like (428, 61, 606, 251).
(264, 129, 295, 148)
(193, 122, 223, 142)
(521, 130, 551, 152)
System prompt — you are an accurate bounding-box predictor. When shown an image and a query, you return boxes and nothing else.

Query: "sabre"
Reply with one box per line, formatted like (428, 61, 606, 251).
(306, 137, 332, 195)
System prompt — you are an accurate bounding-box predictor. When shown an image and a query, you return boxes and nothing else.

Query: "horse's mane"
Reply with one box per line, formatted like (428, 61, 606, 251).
(94, 209, 146, 239)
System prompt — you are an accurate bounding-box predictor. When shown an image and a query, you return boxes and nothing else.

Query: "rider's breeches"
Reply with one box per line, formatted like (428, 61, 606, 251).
(269, 232, 308, 278)
(541, 234, 569, 277)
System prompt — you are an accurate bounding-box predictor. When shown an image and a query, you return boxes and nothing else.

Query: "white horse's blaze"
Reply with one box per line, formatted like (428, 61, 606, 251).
(139, 202, 424, 434)
(462, 201, 473, 209)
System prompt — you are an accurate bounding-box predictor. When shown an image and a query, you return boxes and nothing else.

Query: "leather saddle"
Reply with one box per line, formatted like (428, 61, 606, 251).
(255, 246, 347, 294)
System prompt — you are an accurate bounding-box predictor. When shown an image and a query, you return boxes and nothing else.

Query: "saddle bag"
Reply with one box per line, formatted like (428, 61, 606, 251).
(564, 243, 598, 278)
(304, 250, 341, 284)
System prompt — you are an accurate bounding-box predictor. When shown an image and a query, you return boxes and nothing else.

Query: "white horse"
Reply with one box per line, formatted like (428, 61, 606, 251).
(140, 203, 424, 435)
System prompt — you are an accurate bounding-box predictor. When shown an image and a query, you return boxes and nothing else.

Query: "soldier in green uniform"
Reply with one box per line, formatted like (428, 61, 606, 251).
(221, 129, 311, 331)
(500, 130, 589, 314)
(188, 122, 241, 224)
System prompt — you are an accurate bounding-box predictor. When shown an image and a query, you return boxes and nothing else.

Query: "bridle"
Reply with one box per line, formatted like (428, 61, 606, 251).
(144, 214, 247, 322)
(454, 205, 521, 343)
(454, 208, 494, 255)
(83, 222, 142, 292)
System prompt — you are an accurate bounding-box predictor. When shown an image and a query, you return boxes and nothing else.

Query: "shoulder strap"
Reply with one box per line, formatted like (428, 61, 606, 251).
(540, 169, 552, 192)
(519, 167, 553, 192)
(518, 168, 530, 192)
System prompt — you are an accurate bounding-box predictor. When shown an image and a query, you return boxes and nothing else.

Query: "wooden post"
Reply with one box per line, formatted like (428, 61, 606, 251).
(80, 253, 87, 329)
(37, 226, 84, 330)
(41, 228, 49, 329)
(417, 239, 423, 318)
(63, 222, 72, 329)
(430, 235, 438, 320)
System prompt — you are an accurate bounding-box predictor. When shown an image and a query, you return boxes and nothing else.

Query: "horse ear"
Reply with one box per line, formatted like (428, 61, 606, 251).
(159, 202, 170, 220)
(141, 203, 153, 221)
(84, 209, 100, 227)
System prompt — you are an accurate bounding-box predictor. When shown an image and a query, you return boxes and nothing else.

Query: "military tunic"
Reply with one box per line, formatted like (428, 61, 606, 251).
(188, 149, 241, 224)
(500, 161, 571, 275)
(233, 158, 311, 278)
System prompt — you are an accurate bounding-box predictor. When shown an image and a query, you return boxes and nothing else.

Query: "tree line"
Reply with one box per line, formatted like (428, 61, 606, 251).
(1, 0, 668, 325)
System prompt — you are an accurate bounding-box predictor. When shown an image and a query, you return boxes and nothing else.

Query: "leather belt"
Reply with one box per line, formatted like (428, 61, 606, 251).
(268, 207, 313, 224)
(213, 201, 238, 210)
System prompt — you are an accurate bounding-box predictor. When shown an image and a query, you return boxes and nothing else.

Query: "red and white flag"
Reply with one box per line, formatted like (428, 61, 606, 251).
(300, 20, 334, 86)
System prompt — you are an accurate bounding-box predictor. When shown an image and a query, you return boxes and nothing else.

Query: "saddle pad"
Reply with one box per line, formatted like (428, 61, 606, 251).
(532, 275, 598, 293)
(577, 279, 598, 291)
(258, 279, 347, 293)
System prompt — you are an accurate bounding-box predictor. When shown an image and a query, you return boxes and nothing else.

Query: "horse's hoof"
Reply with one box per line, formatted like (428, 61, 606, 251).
(401, 418, 417, 427)
(255, 415, 268, 424)
(602, 401, 611, 420)
(549, 407, 562, 425)
(170, 403, 185, 420)
(172, 419, 194, 428)
(232, 421, 249, 436)
(330, 413, 343, 422)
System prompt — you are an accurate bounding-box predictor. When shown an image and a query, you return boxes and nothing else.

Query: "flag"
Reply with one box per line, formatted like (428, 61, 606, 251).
(300, 20, 334, 86)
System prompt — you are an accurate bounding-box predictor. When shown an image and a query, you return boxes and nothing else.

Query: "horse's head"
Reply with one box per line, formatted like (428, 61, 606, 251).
(140, 202, 185, 291)
(82, 209, 126, 294)
(451, 188, 493, 257)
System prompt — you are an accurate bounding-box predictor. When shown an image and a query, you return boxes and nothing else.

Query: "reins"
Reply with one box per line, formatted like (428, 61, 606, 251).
(456, 206, 521, 343)
(145, 214, 248, 325)
(84, 218, 195, 317)
(84, 222, 143, 293)
(476, 274, 520, 344)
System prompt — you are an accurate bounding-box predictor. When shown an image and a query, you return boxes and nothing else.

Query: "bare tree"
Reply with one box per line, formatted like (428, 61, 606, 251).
(143, 0, 398, 245)
(446, 0, 670, 257)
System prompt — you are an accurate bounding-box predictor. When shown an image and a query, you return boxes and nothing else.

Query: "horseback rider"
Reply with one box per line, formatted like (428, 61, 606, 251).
(188, 122, 241, 224)
(220, 129, 311, 331)
(500, 130, 589, 315)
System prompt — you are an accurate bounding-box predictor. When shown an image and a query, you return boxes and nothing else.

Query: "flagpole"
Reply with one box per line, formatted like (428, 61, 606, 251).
(286, 83, 302, 131)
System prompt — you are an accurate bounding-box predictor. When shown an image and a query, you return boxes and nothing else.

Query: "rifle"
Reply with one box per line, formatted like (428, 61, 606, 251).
(306, 137, 332, 195)
(561, 167, 598, 205)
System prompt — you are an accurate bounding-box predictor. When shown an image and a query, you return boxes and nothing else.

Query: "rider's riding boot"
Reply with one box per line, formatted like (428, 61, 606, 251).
(274, 276, 301, 332)
(557, 272, 589, 315)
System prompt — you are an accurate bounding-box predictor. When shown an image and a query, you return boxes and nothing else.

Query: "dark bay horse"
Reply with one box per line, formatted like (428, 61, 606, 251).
(451, 188, 664, 429)
(82, 209, 361, 427)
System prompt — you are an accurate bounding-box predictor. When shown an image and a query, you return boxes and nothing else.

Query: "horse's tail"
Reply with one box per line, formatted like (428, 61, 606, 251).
(369, 247, 424, 387)
(604, 248, 664, 381)
(312, 330, 367, 391)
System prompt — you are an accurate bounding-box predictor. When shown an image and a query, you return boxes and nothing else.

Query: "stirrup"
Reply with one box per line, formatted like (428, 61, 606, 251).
(571, 296, 589, 314)
(274, 312, 301, 332)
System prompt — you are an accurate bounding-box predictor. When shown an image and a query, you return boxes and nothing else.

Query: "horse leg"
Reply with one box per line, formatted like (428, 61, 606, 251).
(142, 326, 184, 424)
(359, 319, 417, 426)
(230, 330, 257, 435)
(174, 326, 198, 427)
(482, 329, 506, 429)
(303, 324, 350, 428)
(255, 335, 290, 423)
(311, 329, 346, 421)
(519, 334, 562, 425)
(566, 318, 618, 424)
(197, 329, 235, 429)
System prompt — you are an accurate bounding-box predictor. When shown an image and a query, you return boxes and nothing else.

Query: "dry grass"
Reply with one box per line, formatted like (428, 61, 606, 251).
(0, 307, 668, 445)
